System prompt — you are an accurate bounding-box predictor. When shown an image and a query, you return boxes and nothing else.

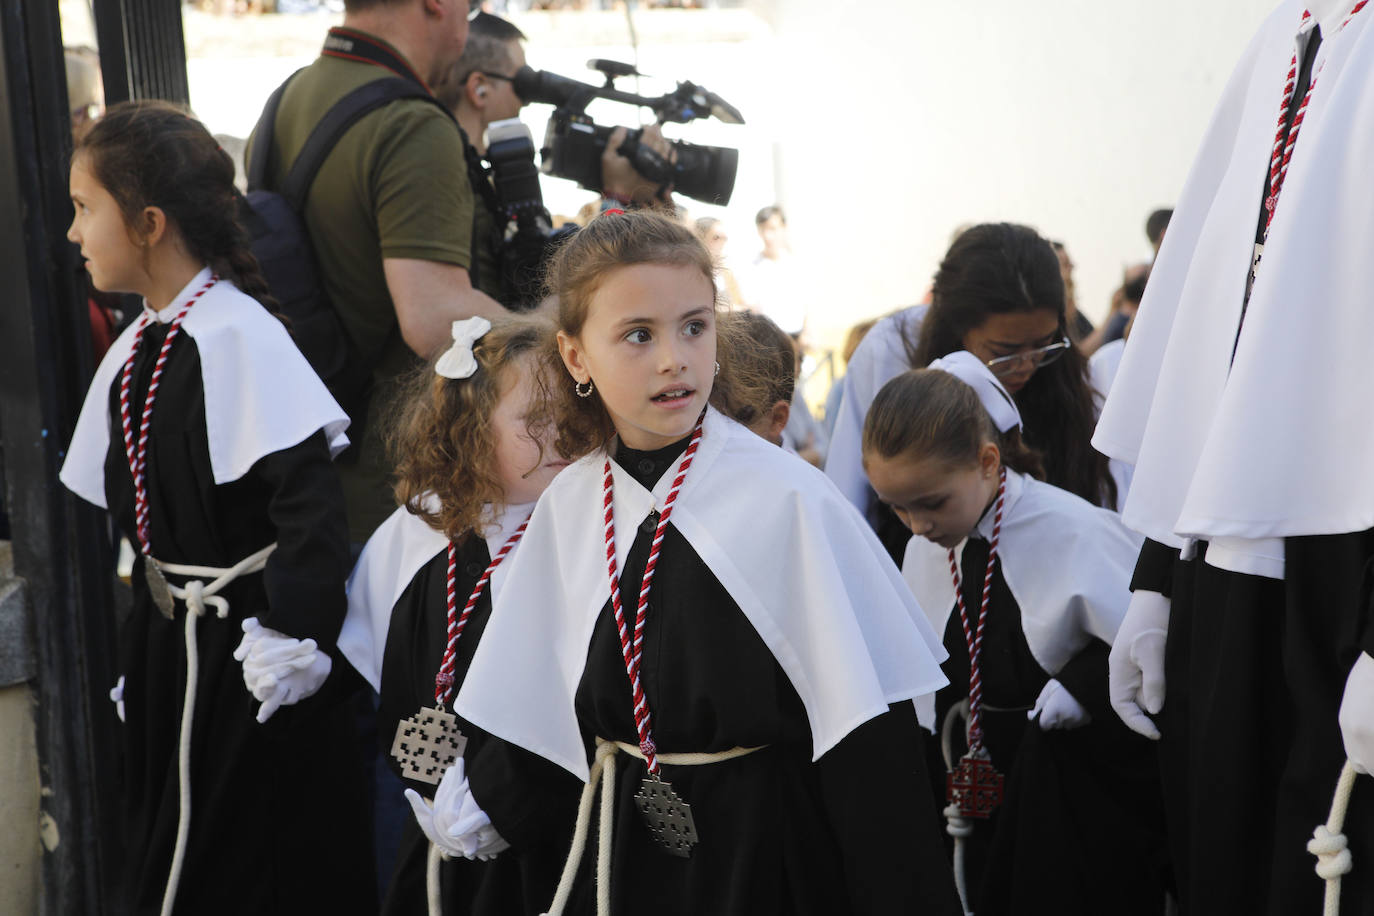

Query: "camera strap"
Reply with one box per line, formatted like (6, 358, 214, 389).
(322, 27, 431, 90)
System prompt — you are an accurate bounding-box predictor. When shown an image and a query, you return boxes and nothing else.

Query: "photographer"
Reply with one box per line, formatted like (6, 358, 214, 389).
(436, 13, 676, 303)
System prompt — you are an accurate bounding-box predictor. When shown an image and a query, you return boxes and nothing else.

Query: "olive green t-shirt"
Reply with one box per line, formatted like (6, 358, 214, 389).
(253, 38, 475, 542)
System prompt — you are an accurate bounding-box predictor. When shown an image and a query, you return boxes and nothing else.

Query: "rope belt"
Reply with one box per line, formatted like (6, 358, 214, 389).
(541, 738, 767, 916)
(1310, 760, 1362, 916)
(151, 542, 276, 916)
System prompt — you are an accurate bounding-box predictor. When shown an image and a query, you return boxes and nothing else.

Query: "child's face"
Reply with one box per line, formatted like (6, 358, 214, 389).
(490, 358, 568, 506)
(68, 154, 146, 296)
(558, 262, 717, 451)
(865, 447, 999, 550)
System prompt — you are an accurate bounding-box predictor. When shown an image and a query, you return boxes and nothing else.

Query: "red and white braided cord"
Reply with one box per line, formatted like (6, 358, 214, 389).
(118, 276, 219, 554)
(1265, 3, 1367, 233)
(434, 518, 530, 709)
(947, 467, 1006, 754)
(602, 413, 705, 777)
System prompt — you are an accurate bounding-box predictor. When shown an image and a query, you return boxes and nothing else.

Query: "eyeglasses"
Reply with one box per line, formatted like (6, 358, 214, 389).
(983, 337, 1071, 377)
(476, 70, 516, 83)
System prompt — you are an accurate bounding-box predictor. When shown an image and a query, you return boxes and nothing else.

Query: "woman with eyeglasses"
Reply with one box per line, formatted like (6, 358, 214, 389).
(826, 223, 1118, 559)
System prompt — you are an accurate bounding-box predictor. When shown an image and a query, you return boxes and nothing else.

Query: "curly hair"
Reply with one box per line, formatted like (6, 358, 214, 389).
(389, 315, 553, 542)
(715, 310, 795, 426)
(538, 209, 779, 458)
(74, 100, 280, 315)
(863, 369, 1045, 481)
(908, 223, 1116, 508)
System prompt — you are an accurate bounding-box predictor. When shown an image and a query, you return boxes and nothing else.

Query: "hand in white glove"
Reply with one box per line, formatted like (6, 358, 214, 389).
(404, 757, 510, 861)
(1339, 652, 1374, 775)
(232, 617, 332, 724)
(110, 675, 126, 723)
(1029, 678, 1090, 730)
(1108, 589, 1171, 740)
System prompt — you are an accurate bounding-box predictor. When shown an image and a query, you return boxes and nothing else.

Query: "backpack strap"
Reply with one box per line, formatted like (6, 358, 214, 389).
(278, 77, 446, 211)
(246, 70, 301, 193)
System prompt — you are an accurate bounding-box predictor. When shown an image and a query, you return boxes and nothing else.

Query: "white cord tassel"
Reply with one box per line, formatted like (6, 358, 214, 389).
(1310, 760, 1361, 916)
(427, 842, 445, 916)
(543, 740, 620, 916)
(940, 700, 974, 916)
(151, 545, 273, 916)
(159, 607, 201, 916)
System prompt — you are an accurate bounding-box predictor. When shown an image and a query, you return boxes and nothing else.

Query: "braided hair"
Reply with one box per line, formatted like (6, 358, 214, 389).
(74, 100, 281, 316)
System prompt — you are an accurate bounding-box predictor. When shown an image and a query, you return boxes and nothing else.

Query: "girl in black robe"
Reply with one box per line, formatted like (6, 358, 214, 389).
(450, 211, 962, 915)
(863, 360, 1169, 915)
(60, 102, 373, 915)
(343, 315, 580, 915)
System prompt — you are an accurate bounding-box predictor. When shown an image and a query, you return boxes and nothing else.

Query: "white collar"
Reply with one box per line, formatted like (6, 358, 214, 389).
(141, 267, 217, 324)
(60, 277, 349, 508)
(904, 471, 1141, 676)
(340, 500, 534, 692)
(1093, 2, 1374, 567)
(457, 407, 949, 780)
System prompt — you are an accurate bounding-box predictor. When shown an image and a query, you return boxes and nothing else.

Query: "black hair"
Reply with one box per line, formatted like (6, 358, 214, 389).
(1146, 208, 1173, 246)
(75, 100, 278, 314)
(907, 222, 1116, 508)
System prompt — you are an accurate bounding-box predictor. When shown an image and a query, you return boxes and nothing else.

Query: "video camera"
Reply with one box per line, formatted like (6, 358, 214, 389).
(482, 59, 743, 308)
(513, 58, 744, 206)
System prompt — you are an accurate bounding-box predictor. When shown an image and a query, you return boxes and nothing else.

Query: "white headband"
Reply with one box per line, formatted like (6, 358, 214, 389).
(927, 350, 1023, 433)
(435, 317, 492, 380)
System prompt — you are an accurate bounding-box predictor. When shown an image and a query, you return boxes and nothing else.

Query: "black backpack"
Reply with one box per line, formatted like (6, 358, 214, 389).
(243, 74, 447, 433)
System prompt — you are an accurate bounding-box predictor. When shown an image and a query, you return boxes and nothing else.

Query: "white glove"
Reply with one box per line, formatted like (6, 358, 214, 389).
(1029, 678, 1090, 730)
(1339, 652, 1374, 775)
(232, 617, 332, 724)
(110, 675, 126, 723)
(404, 757, 510, 861)
(1108, 589, 1171, 740)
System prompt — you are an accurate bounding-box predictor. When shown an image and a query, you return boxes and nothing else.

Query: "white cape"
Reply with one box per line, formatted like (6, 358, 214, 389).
(339, 500, 533, 692)
(902, 471, 1140, 676)
(61, 267, 350, 508)
(455, 407, 949, 780)
(824, 305, 926, 523)
(1093, 3, 1374, 575)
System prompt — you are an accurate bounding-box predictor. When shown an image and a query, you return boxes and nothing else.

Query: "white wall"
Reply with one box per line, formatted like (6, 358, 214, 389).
(767, 0, 1277, 341)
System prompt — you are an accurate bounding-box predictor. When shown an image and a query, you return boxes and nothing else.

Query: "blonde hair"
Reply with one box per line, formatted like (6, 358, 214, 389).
(389, 316, 553, 541)
(539, 210, 776, 457)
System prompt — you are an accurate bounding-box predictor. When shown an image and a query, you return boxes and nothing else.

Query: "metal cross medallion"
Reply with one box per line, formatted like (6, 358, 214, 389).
(946, 751, 1004, 819)
(634, 774, 699, 857)
(390, 706, 467, 785)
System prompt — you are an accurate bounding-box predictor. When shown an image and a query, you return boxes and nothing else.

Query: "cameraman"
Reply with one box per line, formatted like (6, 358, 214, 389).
(436, 13, 676, 301)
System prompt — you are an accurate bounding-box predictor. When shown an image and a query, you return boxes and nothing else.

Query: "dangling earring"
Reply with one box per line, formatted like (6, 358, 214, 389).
(714, 361, 721, 377)
(575, 379, 594, 398)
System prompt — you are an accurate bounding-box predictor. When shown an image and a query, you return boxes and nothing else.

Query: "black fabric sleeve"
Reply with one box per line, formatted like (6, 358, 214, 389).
(251, 429, 351, 648)
(1054, 639, 1111, 723)
(815, 702, 964, 916)
(468, 736, 583, 851)
(1130, 537, 1179, 599)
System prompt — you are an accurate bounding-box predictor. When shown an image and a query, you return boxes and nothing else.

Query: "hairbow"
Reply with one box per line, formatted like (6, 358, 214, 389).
(927, 350, 1023, 433)
(435, 316, 492, 380)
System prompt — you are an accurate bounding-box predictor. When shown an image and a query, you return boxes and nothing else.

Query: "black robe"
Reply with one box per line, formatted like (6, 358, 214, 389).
(934, 536, 1169, 914)
(1134, 535, 1374, 915)
(510, 436, 963, 916)
(377, 532, 580, 916)
(102, 321, 374, 915)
